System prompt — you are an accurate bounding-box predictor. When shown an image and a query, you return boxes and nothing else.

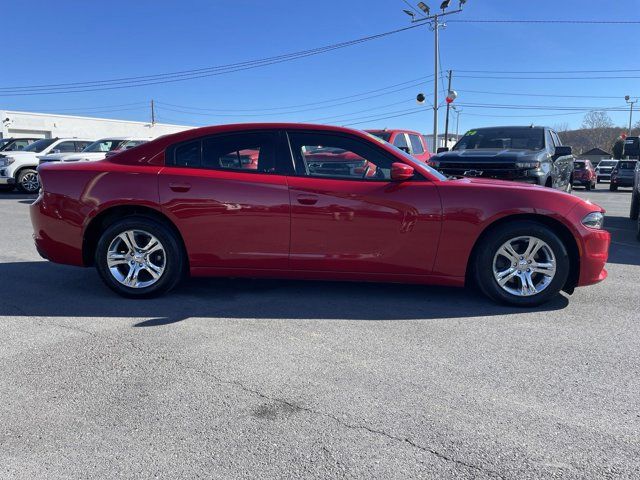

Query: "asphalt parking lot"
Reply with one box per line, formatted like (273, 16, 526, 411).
(0, 188, 638, 479)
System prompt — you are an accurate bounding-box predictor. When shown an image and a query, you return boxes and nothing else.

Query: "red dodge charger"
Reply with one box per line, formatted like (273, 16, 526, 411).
(30, 123, 610, 306)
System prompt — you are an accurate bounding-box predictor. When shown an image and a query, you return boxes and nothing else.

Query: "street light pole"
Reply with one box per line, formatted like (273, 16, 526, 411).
(432, 16, 439, 153)
(404, 2, 467, 154)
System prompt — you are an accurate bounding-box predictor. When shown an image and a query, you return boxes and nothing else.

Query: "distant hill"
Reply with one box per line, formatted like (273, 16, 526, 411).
(558, 127, 640, 155)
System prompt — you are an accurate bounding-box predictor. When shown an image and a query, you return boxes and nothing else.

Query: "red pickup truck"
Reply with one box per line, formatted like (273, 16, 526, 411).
(366, 129, 432, 164)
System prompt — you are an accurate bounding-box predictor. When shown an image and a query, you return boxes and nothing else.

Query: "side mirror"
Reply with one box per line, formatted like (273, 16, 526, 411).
(398, 146, 411, 154)
(554, 146, 572, 157)
(391, 162, 414, 181)
(437, 147, 449, 153)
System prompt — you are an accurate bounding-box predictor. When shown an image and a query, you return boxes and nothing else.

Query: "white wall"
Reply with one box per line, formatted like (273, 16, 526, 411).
(0, 110, 192, 140)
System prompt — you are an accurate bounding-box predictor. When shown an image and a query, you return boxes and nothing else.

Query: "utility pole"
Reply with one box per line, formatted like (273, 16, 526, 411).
(403, 1, 467, 154)
(625, 95, 637, 135)
(150, 99, 156, 125)
(443, 70, 452, 145)
(432, 16, 440, 153)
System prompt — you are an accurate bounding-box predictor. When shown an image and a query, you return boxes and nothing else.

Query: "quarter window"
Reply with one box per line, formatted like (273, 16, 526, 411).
(174, 140, 201, 168)
(408, 134, 424, 154)
(288, 132, 394, 181)
(393, 133, 409, 149)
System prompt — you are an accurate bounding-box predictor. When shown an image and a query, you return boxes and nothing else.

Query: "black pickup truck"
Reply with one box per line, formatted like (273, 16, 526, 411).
(432, 126, 574, 191)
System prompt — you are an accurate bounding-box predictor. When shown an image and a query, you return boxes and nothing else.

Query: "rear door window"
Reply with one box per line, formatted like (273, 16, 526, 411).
(408, 134, 424, 154)
(55, 141, 77, 152)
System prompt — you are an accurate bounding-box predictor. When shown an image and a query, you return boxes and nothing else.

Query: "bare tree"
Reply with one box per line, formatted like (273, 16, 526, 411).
(581, 111, 615, 151)
(552, 122, 570, 132)
(582, 110, 614, 130)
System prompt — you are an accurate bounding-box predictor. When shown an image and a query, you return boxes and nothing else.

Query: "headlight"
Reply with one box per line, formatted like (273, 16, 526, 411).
(582, 211, 604, 229)
(515, 161, 541, 169)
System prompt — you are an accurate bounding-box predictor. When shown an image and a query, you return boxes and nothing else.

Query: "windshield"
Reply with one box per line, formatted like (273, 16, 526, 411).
(84, 139, 126, 152)
(23, 138, 56, 153)
(0, 139, 11, 150)
(598, 160, 617, 167)
(364, 132, 447, 181)
(366, 130, 392, 142)
(617, 160, 637, 170)
(453, 128, 545, 151)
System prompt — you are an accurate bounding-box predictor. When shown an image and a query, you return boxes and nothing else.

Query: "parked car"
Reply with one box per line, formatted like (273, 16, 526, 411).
(0, 138, 93, 192)
(38, 137, 149, 165)
(595, 159, 618, 183)
(631, 161, 640, 241)
(104, 139, 150, 158)
(572, 159, 596, 190)
(32, 123, 610, 307)
(610, 160, 637, 191)
(431, 126, 574, 191)
(366, 129, 431, 163)
(0, 137, 39, 152)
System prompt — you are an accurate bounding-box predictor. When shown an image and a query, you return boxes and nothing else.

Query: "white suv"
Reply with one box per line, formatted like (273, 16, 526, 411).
(0, 138, 93, 193)
(38, 137, 151, 165)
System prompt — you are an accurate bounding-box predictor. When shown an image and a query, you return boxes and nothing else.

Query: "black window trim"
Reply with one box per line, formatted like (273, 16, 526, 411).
(165, 129, 288, 175)
(284, 129, 427, 183)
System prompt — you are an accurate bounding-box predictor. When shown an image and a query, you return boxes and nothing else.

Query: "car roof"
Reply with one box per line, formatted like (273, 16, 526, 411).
(154, 123, 377, 146)
(94, 137, 151, 141)
(366, 128, 424, 136)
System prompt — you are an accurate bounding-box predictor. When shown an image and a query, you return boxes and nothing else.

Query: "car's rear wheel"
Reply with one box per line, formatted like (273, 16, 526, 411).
(610, 184, 618, 192)
(585, 181, 592, 191)
(17, 169, 40, 193)
(474, 221, 569, 307)
(95, 216, 184, 298)
(630, 190, 639, 220)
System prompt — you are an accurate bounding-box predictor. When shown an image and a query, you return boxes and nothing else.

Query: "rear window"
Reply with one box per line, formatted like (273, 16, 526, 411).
(598, 160, 617, 167)
(367, 131, 391, 142)
(617, 160, 637, 170)
(574, 161, 585, 169)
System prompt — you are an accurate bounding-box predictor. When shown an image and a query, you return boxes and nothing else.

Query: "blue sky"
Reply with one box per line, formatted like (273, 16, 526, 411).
(2, 0, 640, 134)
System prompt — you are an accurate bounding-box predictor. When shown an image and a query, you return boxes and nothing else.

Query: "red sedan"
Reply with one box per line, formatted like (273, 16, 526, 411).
(31, 123, 610, 306)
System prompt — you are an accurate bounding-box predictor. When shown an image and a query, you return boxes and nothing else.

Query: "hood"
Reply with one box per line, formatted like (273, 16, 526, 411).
(37, 152, 78, 161)
(437, 149, 542, 161)
(0, 150, 37, 158)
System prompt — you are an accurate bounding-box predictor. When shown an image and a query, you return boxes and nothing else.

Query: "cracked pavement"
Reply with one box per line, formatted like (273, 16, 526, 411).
(0, 189, 639, 479)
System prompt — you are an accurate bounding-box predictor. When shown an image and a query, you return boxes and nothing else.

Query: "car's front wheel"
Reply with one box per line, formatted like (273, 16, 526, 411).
(95, 216, 184, 298)
(17, 169, 40, 193)
(474, 221, 570, 307)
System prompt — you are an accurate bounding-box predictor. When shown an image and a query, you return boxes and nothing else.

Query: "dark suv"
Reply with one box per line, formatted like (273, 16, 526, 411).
(610, 160, 637, 191)
(432, 126, 574, 191)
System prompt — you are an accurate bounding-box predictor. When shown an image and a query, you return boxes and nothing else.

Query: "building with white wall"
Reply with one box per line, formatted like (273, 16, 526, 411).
(0, 110, 192, 140)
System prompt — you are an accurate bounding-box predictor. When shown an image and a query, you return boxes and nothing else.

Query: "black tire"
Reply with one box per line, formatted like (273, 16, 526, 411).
(585, 182, 592, 191)
(474, 220, 570, 307)
(94, 216, 184, 298)
(16, 168, 40, 193)
(591, 181, 596, 190)
(610, 184, 618, 192)
(630, 191, 639, 220)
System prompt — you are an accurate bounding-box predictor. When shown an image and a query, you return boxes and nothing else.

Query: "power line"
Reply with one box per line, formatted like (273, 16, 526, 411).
(448, 19, 640, 24)
(0, 25, 423, 96)
(456, 68, 640, 74)
(456, 89, 622, 99)
(456, 74, 640, 80)
(155, 75, 434, 113)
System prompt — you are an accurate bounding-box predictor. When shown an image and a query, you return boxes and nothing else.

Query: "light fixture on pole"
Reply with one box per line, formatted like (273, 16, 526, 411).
(625, 95, 637, 135)
(404, 1, 468, 153)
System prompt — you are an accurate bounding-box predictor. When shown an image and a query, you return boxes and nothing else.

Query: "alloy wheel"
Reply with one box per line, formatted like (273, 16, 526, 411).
(20, 172, 40, 193)
(492, 236, 556, 297)
(106, 229, 166, 288)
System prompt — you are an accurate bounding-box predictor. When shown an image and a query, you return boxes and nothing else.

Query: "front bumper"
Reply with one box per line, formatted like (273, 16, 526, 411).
(0, 174, 15, 185)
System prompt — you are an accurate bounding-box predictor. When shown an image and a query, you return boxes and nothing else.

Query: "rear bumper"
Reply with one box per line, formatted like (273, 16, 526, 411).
(30, 193, 85, 266)
(611, 177, 634, 187)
